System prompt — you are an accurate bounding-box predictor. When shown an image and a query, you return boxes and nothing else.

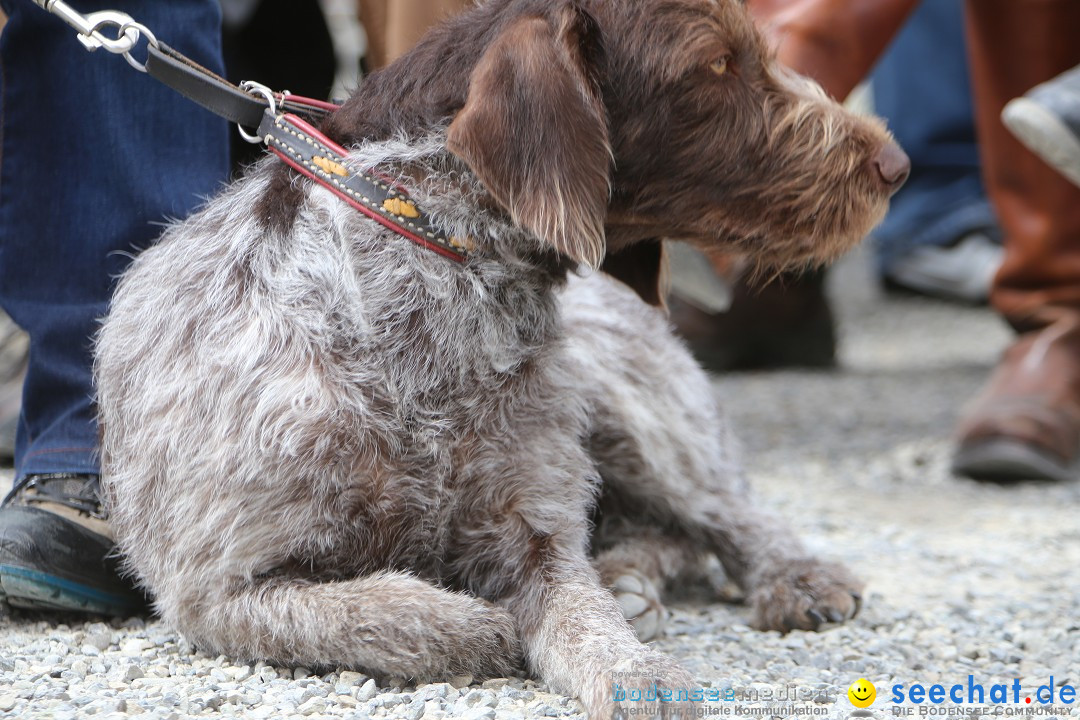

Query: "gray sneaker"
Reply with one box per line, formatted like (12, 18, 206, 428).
(1002, 64, 1080, 189)
(883, 232, 1003, 304)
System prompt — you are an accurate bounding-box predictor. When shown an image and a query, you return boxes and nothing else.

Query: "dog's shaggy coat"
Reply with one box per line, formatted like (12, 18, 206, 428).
(96, 0, 907, 717)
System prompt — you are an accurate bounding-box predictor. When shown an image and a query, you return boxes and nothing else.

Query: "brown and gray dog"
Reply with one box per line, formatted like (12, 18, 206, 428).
(95, 0, 908, 717)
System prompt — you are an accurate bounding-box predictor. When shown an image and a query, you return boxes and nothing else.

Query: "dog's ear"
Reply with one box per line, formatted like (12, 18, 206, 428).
(447, 4, 610, 269)
(600, 240, 669, 307)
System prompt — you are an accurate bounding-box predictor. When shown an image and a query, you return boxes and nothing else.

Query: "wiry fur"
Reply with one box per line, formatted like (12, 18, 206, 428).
(95, 1, 903, 718)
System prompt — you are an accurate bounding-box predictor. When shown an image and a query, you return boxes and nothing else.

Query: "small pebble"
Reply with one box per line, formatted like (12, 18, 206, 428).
(404, 697, 427, 720)
(84, 633, 112, 652)
(449, 675, 474, 689)
(337, 670, 367, 688)
(119, 639, 150, 658)
(356, 678, 378, 702)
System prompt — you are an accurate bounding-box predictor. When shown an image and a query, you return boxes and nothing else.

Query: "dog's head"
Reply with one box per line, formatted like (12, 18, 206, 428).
(347, 0, 908, 305)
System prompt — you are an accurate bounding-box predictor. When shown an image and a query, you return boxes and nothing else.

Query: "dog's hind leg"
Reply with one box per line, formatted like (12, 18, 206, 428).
(164, 571, 520, 680)
(566, 274, 863, 632)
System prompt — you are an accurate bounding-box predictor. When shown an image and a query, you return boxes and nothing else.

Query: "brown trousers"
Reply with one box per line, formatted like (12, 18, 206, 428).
(748, 0, 918, 101)
(357, 0, 473, 70)
(750, 0, 1080, 331)
(966, 0, 1080, 330)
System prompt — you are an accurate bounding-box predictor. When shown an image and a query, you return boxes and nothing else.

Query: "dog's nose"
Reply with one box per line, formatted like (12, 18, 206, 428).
(870, 143, 910, 193)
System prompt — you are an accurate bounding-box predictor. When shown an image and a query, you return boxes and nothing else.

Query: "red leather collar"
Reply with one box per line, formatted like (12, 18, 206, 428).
(258, 106, 469, 263)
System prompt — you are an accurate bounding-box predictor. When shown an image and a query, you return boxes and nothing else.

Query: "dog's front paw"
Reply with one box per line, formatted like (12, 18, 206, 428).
(463, 603, 524, 678)
(431, 599, 523, 680)
(749, 558, 863, 632)
(588, 652, 697, 720)
(611, 570, 667, 642)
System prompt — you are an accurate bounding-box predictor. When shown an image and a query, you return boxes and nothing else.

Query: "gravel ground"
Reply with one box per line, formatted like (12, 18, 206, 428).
(3, 246, 1080, 720)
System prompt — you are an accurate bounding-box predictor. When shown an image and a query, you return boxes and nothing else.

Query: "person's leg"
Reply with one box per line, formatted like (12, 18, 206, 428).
(357, 0, 472, 71)
(383, 0, 471, 65)
(871, 0, 1001, 303)
(0, 0, 229, 611)
(747, 0, 917, 101)
(952, 0, 1080, 481)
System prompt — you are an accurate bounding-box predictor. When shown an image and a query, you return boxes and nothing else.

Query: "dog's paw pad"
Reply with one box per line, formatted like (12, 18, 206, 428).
(611, 571, 667, 641)
(749, 558, 863, 633)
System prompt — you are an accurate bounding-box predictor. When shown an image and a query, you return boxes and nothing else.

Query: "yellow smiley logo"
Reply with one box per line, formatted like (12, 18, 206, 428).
(848, 678, 876, 708)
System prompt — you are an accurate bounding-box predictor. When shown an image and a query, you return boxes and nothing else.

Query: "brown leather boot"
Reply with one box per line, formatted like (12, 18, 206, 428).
(954, 318, 1080, 482)
(669, 268, 836, 372)
(747, 0, 918, 100)
(952, 0, 1080, 482)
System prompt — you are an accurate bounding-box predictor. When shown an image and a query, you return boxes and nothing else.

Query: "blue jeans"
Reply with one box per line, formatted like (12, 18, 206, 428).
(871, 0, 1000, 273)
(0, 0, 229, 479)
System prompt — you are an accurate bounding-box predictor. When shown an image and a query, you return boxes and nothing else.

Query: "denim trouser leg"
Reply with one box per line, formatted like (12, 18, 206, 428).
(0, 0, 229, 479)
(871, 0, 999, 274)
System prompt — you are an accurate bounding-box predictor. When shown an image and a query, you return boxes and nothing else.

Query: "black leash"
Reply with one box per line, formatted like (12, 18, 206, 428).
(31, 0, 470, 262)
(144, 42, 337, 129)
(31, 0, 334, 128)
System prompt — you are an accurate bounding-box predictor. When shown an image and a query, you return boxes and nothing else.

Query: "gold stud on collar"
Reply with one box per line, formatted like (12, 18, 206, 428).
(449, 236, 477, 252)
(313, 155, 348, 177)
(383, 197, 421, 218)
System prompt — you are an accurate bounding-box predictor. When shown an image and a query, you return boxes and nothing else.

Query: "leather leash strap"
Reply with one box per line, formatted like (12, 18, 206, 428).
(32, 2, 464, 261)
(146, 42, 466, 262)
(145, 42, 337, 128)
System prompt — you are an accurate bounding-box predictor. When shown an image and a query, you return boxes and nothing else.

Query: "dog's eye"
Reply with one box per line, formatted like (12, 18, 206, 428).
(710, 56, 731, 76)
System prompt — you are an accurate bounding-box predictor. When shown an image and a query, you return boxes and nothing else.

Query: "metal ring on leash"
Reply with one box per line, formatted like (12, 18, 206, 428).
(81, 15, 139, 54)
(32, 0, 334, 145)
(237, 81, 278, 144)
(34, 2, 156, 73)
(33, 2, 141, 55)
(119, 22, 158, 72)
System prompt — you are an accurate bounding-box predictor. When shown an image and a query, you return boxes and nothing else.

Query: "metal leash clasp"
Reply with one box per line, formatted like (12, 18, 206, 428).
(237, 81, 279, 144)
(32, 0, 158, 71)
